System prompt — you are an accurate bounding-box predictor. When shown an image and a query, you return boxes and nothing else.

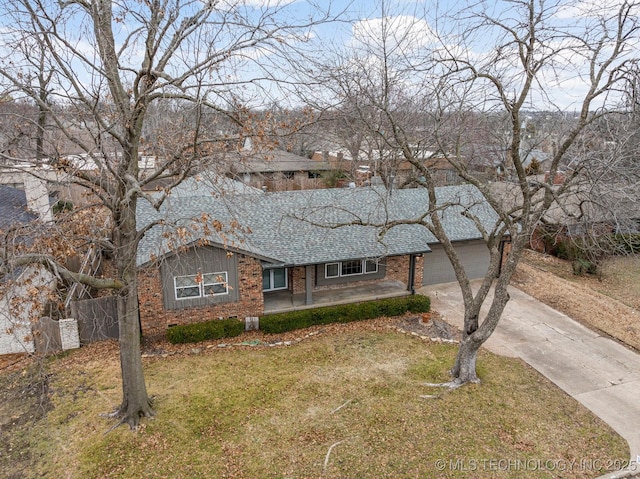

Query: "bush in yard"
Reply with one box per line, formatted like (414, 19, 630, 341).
(166, 318, 244, 344)
(405, 295, 431, 313)
(612, 234, 640, 254)
(260, 295, 430, 334)
(572, 258, 597, 276)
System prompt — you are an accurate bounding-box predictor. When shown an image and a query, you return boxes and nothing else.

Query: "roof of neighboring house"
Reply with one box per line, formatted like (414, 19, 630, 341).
(490, 180, 640, 230)
(0, 185, 37, 231)
(164, 173, 264, 198)
(136, 184, 499, 268)
(227, 149, 332, 174)
(61, 153, 156, 170)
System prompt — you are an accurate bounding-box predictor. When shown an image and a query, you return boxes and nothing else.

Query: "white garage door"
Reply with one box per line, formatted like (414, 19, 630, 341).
(422, 241, 491, 285)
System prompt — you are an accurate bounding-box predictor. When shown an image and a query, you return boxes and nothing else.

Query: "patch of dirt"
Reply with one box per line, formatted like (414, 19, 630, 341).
(513, 251, 640, 352)
(393, 312, 460, 342)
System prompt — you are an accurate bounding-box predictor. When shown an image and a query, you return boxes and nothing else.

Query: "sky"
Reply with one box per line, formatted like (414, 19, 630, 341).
(0, 0, 637, 112)
(324, 0, 639, 111)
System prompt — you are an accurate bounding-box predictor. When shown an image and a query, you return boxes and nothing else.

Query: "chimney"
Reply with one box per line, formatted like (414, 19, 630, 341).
(23, 175, 53, 223)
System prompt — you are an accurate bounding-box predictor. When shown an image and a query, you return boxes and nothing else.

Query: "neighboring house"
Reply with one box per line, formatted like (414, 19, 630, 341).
(0, 184, 38, 231)
(226, 146, 333, 192)
(491, 180, 640, 254)
(311, 149, 475, 188)
(0, 179, 53, 225)
(0, 185, 56, 355)
(165, 173, 264, 198)
(136, 184, 503, 336)
(0, 161, 87, 209)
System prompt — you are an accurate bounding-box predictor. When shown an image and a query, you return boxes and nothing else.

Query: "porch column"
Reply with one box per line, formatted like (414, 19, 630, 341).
(408, 254, 416, 294)
(305, 265, 314, 305)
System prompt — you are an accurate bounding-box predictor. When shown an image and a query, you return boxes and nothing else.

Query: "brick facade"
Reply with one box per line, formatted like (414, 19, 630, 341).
(138, 253, 420, 336)
(138, 254, 263, 337)
(288, 255, 422, 294)
(291, 266, 307, 294)
(414, 255, 424, 286)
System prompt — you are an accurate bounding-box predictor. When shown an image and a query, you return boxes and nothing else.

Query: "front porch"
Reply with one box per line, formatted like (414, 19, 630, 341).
(263, 280, 410, 314)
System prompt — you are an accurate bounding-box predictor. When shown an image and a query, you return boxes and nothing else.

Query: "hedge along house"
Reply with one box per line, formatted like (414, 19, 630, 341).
(135, 182, 501, 337)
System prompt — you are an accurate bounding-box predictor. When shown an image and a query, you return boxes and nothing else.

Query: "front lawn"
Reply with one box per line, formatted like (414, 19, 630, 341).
(3, 326, 628, 478)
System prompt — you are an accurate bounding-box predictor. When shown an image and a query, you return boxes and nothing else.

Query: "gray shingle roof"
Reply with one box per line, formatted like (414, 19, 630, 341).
(136, 184, 498, 267)
(0, 185, 37, 231)
(228, 149, 332, 174)
(164, 174, 264, 198)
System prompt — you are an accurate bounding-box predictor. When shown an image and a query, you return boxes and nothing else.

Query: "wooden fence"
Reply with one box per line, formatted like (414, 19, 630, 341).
(71, 296, 119, 344)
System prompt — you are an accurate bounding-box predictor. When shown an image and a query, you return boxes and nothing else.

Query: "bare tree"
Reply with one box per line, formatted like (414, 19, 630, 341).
(307, 0, 639, 386)
(0, 0, 336, 427)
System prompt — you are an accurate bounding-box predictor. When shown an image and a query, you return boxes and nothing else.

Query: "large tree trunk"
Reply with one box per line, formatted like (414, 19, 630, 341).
(113, 193, 154, 428)
(450, 334, 482, 384)
(116, 277, 154, 427)
(447, 238, 524, 387)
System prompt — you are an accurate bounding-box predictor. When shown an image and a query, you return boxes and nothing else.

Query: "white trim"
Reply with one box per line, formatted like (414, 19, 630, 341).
(365, 259, 379, 273)
(325, 262, 340, 278)
(324, 259, 379, 278)
(174, 271, 229, 300)
(341, 259, 363, 276)
(174, 274, 200, 299)
(203, 272, 229, 297)
(263, 268, 288, 291)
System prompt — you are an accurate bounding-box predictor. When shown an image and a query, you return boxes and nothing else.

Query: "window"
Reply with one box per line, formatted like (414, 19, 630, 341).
(202, 272, 228, 296)
(174, 272, 228, 300)
(325, 263, 339, 278)
(175, 275, 200, 299)
(365, 259, 378, 273)
(324, 259, 379, 278)
(341, 260, 363, 276)
(263, 268, 287, 291)
(308, 170, 321, 179)
(282, 171, 295, 179)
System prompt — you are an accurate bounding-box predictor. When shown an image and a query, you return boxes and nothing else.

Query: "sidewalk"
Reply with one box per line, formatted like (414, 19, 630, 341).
(420, 282, 640, 476)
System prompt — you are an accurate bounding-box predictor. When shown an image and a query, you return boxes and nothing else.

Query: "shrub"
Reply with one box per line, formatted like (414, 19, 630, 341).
(612, 234, 640, 254)
(555, 241, 574, 260)
(166, 318, 244, 344)
(260, 295, 430, 334)
(52, 199, 73, 214)
(405, 295, 432, 313)
(572, 258, 597, 276)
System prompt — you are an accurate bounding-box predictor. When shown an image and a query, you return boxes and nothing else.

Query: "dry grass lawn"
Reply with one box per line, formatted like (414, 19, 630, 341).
(1, 324, 627, 479)
(516, 251, 640, 351)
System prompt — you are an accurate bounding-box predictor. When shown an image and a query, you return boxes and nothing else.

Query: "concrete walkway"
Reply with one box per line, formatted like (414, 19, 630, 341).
(420, 282, 640, 476)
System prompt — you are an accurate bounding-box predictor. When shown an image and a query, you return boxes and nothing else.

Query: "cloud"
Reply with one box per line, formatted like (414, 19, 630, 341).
(218, 0, 298, 8)
(554, 0, 628, 19)
(350, 15, 436, 55)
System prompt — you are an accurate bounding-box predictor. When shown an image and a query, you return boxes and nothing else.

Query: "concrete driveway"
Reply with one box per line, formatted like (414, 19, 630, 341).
(419, 281, 640, 473)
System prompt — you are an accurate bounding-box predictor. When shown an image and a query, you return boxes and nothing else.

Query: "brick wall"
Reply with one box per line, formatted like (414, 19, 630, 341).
(138, 254, 264, 337)
(414, 255, 424, 286)
(302, 255, 416, 293)
(384, 256, 410, 283)
(291, 266, 309, 294)
(138, 253, 422, 337)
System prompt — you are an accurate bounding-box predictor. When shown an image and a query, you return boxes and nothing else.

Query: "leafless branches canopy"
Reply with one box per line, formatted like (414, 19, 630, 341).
(0, 0, 336, 427)
(303, 0, 640, 385)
